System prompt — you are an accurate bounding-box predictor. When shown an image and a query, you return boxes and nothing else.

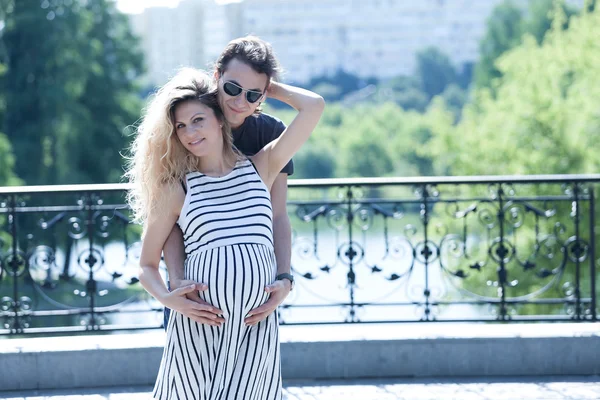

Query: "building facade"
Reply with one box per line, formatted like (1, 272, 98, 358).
(130, 0, 581, 86)
(241, 0, 506, 83)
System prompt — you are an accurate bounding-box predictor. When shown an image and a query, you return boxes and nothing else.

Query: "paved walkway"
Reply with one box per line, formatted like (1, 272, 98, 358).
(2, 376, 600, 400)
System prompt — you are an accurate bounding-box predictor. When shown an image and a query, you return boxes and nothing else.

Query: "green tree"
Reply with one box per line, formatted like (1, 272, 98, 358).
(0, 132, 19, 185)
(1, 0, 143, 185)
(60, 0, 144, 183)
(440, 84, 468, 122)
(2, 0, 83, 184)
(293, 141, 337, 179)
(474, 1, 524, 89)
(373, 76, 429, 112)
(415, 47, 458, 100)
(0, 15, 15, 185)
(423, 5, 600, 176)
(301, 69, 376, 103)
(456, 62, 475, 90)
(268, 105, 340, 179)
(474, 0, 579, 90)
(391, 87, 429, 112)
(525, 0, 578, 44)
(271, 102, 439, 179)
(415, 98, 459, 176)
(342, 131, 394, 178)
(388, 75, 421, 93)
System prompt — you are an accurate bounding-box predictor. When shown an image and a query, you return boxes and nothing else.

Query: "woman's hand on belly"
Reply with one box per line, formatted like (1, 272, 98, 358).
(163, 281, 225, 326)
(244, 279, 291, 326)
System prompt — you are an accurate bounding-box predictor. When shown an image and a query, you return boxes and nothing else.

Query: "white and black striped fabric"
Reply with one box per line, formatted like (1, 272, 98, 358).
(153, 158, 282, 400)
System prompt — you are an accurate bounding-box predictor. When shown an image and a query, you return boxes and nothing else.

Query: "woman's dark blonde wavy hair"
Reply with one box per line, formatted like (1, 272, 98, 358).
(125, 68, 239, 225)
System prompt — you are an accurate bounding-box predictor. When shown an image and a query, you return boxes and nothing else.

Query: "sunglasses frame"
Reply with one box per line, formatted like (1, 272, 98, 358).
(222, 80, 264, 104)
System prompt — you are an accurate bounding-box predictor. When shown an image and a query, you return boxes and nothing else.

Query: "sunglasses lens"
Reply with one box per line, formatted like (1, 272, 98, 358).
(223, 82, 242, 97)
(246, 91, 262, 103)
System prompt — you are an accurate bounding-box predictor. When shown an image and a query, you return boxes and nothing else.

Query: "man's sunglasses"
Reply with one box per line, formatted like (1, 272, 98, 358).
(222, 81, 264, 104)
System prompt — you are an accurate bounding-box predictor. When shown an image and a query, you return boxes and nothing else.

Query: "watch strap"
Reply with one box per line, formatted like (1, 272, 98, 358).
(275, 273, 294, 289)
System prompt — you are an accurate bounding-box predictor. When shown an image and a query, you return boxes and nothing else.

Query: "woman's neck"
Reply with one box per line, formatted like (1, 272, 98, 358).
(197, 152, 236, 177)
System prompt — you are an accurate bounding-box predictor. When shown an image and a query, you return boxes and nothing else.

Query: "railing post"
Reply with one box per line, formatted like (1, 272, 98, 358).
(496, 185, 508, 321)
(85, 193, 98, 329)
(345, 185, 357, 322)
(420, 185, 432, 321)
(589, 188, 596, 321)
(573, 184, 582, 320)
(9, 194, 21, 333)
(61, 235, 74, 280)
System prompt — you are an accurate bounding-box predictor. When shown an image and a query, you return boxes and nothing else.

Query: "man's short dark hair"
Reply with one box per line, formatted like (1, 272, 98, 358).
(215, 35, 281, 83)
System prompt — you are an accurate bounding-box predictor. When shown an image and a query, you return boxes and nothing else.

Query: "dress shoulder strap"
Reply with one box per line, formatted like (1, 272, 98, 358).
(246, 157, 260, 176)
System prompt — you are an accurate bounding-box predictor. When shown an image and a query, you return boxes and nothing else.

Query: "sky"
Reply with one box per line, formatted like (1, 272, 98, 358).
(116, 0, 182, 14)
(115, 0, 240, 14)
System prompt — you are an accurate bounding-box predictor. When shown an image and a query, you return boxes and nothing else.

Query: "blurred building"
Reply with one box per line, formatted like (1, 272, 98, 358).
(129, 0, 244, 86)
(130, 0, 584, 86)
(242, 0, 505, 83)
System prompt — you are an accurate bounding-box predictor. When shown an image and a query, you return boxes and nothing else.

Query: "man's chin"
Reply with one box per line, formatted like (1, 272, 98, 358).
(228, 115, 246, 129)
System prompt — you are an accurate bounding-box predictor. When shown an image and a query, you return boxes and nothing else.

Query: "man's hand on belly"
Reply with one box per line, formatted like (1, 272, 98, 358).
(164, 280, 225, 327)
(244, 279, 292, 326)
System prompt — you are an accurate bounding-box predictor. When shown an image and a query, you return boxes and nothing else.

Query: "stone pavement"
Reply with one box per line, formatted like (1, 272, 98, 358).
(2, 376, 600, 400)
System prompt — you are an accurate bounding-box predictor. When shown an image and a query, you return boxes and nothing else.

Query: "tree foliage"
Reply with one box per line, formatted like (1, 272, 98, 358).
(1, 0, 594, 186)
(280, 4, 597, 180)
(298, 46, 468, 115)
(474, 0, 578, 89)
(1, 0, 144, 185)
(0, 132, 19, 185)
(474, 1, 524, 89)
(274, 102, 439, 179)
(0, 11, 16, 185)
(423, 5, 600, 176)
(415, 47, 458, 100)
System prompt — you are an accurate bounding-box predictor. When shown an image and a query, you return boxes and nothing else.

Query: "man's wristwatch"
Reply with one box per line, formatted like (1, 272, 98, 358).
(275, 273, 294, 291)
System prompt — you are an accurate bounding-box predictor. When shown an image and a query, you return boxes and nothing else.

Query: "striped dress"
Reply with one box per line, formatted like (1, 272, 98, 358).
(153, 158, 282, 400)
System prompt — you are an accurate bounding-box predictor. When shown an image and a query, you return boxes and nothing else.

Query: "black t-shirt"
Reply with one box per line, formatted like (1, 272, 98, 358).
(232, 113, 294, 176)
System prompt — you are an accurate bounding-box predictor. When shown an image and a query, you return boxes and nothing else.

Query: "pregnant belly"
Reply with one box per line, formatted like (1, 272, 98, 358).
(184, 244, 276, 319)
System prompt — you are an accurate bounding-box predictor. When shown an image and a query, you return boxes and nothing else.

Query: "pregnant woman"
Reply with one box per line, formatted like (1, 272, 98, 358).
(125, 67, 324, 400)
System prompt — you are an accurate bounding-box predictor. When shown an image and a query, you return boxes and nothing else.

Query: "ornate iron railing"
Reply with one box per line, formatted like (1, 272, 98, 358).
(0, 175, 598, 334)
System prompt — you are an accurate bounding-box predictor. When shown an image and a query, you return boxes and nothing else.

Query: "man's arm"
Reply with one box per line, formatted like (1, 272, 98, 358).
(272, 174, 292, 277)
(163, 225, 186, 287)
(245, 172, 292, 325)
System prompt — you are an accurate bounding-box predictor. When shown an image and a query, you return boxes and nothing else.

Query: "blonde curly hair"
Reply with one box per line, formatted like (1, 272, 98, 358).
(125, 68, 237, 225)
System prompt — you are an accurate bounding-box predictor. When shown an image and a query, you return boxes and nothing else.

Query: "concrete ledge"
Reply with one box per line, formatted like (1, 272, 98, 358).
(1, 323, 599, 391)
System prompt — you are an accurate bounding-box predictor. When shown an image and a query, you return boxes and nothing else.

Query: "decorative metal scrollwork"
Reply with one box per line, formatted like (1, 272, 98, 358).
(1, 177, 598, 333)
